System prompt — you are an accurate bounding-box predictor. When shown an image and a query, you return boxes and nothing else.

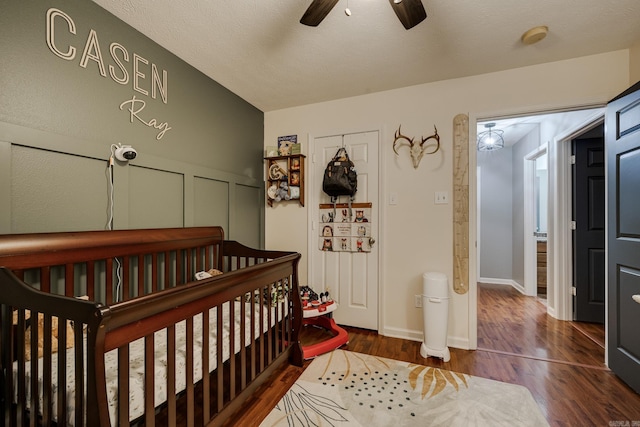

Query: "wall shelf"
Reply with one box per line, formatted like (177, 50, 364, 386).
(264, 154, 305, 207)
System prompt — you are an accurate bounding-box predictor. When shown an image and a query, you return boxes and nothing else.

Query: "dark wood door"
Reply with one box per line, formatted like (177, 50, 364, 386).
(572, 125, 605, 323)
(607, 82, 640, 393)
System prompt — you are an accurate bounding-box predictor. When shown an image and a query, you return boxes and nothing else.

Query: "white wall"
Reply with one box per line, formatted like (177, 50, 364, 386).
(264, 50, 630, 348)
(478, 146, 514, 282)
(631, 41, 640, 84)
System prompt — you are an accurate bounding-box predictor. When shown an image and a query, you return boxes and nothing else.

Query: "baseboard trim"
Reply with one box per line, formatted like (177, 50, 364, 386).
(479, 277, 525, 294)
(380, 326, 470, 350)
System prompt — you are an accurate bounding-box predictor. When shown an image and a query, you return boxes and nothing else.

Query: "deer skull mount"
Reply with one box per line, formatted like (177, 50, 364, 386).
(393, 125, 440, 169)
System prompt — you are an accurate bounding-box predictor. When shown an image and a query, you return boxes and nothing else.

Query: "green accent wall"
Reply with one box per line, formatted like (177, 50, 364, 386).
(0, 0, 264, 243)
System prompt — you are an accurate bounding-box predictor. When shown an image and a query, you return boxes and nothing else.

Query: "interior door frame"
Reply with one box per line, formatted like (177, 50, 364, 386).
(524, 144, 548, 297)
(305, 126, 384, 332)
(551, 112, 604, 321)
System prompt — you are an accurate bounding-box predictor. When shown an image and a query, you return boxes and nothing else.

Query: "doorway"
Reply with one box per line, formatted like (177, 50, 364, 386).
(571, 123, 605, 324)
(476, 107, 605, 323)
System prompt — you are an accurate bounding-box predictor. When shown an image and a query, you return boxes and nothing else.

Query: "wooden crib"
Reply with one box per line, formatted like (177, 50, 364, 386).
(0, 226, 303, 426)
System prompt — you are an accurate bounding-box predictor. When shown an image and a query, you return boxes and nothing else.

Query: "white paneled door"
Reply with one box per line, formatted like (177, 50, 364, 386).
(310, 131, 379, 330)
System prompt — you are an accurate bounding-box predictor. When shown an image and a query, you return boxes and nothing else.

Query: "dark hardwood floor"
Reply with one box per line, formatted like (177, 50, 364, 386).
(226, 283, 640, 426)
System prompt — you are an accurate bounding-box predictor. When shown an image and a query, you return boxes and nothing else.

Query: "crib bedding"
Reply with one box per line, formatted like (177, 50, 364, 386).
(14, 299, 287, 426)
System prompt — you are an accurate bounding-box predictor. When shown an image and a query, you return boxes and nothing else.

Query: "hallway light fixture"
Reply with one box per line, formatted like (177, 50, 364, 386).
(477, 123, 504, 151)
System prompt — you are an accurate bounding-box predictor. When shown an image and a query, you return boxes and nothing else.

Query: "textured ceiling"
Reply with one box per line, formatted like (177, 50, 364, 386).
(93, 0, 640, 112)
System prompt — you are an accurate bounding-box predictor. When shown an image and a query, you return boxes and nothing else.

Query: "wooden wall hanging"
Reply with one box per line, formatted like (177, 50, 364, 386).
(453, 114, 469, 294)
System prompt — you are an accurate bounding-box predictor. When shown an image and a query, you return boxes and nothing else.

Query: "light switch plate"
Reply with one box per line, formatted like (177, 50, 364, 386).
(435, 191, 449, 204)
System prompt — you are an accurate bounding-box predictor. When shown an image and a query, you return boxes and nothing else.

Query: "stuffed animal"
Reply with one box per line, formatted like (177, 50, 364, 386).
(274, 181, 291, 202)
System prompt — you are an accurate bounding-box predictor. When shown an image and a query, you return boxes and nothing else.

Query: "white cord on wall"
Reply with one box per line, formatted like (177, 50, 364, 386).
(107, 144, 123, 302)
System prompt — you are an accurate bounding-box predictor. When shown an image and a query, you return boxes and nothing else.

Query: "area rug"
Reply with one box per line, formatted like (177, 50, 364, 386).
(260, 350, 549, 427)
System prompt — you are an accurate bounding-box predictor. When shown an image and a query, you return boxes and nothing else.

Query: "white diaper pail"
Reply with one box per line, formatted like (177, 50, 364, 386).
(420, 272, 451, 362)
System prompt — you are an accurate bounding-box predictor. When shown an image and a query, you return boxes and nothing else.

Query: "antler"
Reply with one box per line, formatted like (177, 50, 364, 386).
(393, 125, 415, 156)
(393, 125, 441, 169)
(420, 126, 440, 155)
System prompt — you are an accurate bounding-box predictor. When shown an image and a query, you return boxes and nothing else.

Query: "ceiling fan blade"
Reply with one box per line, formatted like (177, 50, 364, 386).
(389, 0, 427, 30)
(300, 0, 340, 26)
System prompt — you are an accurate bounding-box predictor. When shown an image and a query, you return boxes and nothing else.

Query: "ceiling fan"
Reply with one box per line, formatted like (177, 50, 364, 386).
(301, 0, 427, 30)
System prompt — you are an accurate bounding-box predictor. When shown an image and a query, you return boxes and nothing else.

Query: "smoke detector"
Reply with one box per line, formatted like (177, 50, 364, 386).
(521, 26, 548, 45)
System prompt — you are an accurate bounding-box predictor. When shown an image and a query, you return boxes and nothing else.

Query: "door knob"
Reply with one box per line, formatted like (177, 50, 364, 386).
(633, 295, 640, 305)
(369, 237, 376, 247)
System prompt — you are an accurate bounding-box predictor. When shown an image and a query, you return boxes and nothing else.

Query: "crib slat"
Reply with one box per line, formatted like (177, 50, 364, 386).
(186, 316, 195, 427)
(57, 323, 68, 427)
(1, 307, 11, 427)
(240, 297, 247, 390)
(144, 335, 155, 427)
(259, 291, 266, 371)
(281, 298, 287, 353)
(217, 303, 224, 412)
(274, 297, 280, 356)
(201, 311, 211, 421)
(29, 313, 38, 427)
(42, 315, 53, 426)
(229, 303, 236, 400)
(267, 287, 273, 365)
(250, 295, 256, 381)
(205, 246, 211, 271)
(74, 322, 85, 427)
(40, 266, 51, 294)
(213, 244, 220, 270)
(15, 310, 25, 427)
(196, 247, 202, 273)
(118, 346, 130, 426)
(166, 324, 177, 423)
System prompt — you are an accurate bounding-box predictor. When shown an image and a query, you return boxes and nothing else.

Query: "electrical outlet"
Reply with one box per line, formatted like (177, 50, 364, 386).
(414, 294, 422, 308)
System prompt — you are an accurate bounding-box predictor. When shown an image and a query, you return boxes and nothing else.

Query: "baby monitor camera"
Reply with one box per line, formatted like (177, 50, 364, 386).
(114, 145, 137, 161)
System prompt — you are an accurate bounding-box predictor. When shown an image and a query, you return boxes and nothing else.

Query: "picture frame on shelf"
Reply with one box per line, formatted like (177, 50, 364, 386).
(290, 171, 300, 186)
(277, 135, 297, 156)
(291, 157, 300, 170)
(265, 146, 278, 157)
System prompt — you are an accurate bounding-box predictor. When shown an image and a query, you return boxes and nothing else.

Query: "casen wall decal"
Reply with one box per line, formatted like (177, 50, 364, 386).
(46, 7, 172, 140)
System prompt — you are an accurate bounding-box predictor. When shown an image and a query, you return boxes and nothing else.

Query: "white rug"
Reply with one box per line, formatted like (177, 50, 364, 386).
(261, 349, 549, 426)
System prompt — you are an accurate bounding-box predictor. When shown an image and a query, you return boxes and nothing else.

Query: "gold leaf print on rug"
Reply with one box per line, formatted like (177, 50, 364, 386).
(408, 365, 469, 399)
